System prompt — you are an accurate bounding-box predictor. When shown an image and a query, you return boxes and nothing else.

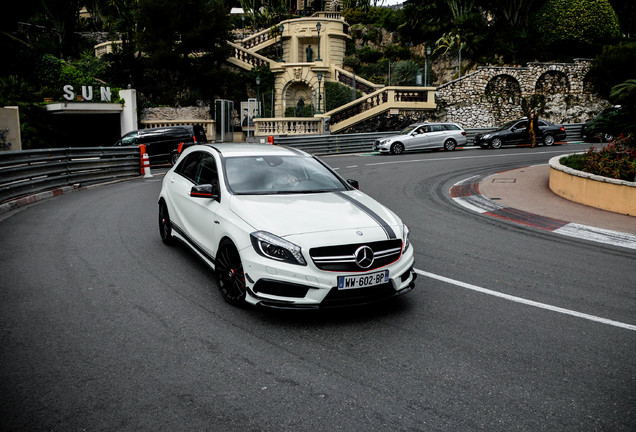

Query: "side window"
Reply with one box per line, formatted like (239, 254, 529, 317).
(538, 121, 547, 127)
(175, 151, 203, 183)
(120, 132, 138, 145)
(515, 121, 527, 129)
(431, 125, 445, 132)
(195, 154, 218, 186)
(443, 124, 460, 131)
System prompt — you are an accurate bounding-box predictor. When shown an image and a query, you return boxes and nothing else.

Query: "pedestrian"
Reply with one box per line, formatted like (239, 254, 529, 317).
(529, 111, 537, 148)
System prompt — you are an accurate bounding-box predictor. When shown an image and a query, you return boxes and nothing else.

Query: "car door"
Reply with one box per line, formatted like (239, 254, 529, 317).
(424, 124, 446, 148)
(168, 151, 221, 259)
(508, 121, 529, 144)
(406, 126, 429, 150)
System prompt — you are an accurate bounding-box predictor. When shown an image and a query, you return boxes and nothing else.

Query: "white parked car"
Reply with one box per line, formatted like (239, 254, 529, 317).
(374, 122, 468, 154)
(158, 143, 416, 309)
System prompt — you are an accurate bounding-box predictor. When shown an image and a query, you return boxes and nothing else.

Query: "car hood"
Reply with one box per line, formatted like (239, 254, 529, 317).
(379, 133, 408, 143)
(229, 190, 402, 238)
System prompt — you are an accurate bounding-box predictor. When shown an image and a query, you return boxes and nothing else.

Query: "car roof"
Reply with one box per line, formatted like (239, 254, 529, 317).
(409, 122, 462, 127)
(201, 143, 311, 158)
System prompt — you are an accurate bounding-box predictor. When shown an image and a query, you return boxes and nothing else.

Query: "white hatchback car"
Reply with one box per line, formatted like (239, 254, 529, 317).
(158, 144, 416, 309)
(374, 122, 468, 154)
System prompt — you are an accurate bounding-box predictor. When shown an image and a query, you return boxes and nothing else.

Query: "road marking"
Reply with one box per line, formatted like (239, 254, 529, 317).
(415, 269, 636, 331)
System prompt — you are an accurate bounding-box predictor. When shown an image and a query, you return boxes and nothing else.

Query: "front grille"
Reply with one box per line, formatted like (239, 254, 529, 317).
(320, 282, 396, 308)
(310, 239, 403, 272)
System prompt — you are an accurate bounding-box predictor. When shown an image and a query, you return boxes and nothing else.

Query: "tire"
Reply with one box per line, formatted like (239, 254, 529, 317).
(490, 137, 503, 149)
(390, 142, 405, 155)
(170, 152, 180, 166)
(215, 240, 246, 306)
(444, 139, 457, 151)
(543, 134, 555, 146)
(159, 200, 174, 245)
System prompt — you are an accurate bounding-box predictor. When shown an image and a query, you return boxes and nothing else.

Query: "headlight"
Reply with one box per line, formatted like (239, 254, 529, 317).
(482, 134, 491, 139)
(402, 224, 411, 253)
(380, 139, 390, 144)
(250, 231, 306, 266)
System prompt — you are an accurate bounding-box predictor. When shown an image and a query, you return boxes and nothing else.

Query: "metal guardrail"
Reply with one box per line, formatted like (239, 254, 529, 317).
(273, 124, 584, 155)
(0, 124, 585, 204)
(0, 146, 141, 203)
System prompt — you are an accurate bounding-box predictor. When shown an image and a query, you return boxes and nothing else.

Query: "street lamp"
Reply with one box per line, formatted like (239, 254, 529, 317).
(279, 24, 284, 62)
(315, 22, 322, 61)
(316, 72, 323, 114)
(242, 14, 245, 40)
(425, 46, 431, 86)
(255, 76, 261, 118)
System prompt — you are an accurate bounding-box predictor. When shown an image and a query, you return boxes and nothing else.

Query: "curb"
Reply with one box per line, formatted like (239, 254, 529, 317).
(450, 175, 636, 250)
(0, 186, 81, 215)
(0, 176, 149, 216)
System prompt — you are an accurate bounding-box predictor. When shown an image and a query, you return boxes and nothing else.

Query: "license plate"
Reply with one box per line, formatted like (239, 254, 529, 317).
(337, 270, 389, 290)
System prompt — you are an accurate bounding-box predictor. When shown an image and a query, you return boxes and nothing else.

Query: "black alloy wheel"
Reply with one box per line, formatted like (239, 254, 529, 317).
(444, 139, 457, 151)
(490, 137, 503, 149)
(391, 142, 405, 155)
(215, 240, 246, 305)
(159, 201, 174, 245)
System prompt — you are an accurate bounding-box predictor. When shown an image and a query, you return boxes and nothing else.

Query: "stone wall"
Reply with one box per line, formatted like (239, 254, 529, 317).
(140, 106, 211, 121)
(434, 59, 611, 128)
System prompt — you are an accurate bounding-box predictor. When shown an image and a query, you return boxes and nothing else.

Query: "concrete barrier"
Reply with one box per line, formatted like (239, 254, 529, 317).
(549, 154, 636, 216)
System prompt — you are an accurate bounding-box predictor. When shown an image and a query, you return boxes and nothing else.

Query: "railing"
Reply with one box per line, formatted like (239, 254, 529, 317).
(0, 147, 141, 204)
(94, 40, 122, 57)
(140, 119, 216, 141)
(269, 124, 585, 155)
(254, 118, 324, 136)
(311, 11, 343, 20)
(227, 41, 275, 70)
(334, 66, 383, 95)
(240, 27, 277, 50)
(325, 86, 436, 133)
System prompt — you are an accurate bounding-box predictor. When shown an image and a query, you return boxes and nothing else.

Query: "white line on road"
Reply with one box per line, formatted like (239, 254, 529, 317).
(415, 269, 636, 331)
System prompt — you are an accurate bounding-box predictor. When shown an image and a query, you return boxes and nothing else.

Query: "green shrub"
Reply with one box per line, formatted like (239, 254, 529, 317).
(325, 81, 361, 112)
(561, 135, 636, 181)
(357, 46, 383, 63)
(343, 56, 361, 72)
(534, 0, 620, 48)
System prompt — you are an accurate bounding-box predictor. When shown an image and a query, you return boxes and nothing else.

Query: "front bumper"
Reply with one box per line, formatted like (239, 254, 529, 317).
(240, 245, 416, 309)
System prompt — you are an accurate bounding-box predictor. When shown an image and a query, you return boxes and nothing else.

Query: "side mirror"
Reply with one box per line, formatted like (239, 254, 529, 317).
(190, 184, 219, 200)
(347, 179, 359, 189)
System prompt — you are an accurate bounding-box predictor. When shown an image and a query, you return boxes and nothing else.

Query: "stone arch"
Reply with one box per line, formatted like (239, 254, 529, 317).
(535, 70, 570, 94)
(582, 71, 596, 94)
(485, 74, 522, 98)
(283, 81, 313, 115)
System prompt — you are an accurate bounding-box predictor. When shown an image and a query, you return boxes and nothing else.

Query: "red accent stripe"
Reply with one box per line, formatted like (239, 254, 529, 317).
(450, 183, 479, 198)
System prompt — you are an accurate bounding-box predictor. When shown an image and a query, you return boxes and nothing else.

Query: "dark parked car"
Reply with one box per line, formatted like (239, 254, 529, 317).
(582, 106, 620, 143)
(476, 118, 566, 149)
(114, 125, 208, 165)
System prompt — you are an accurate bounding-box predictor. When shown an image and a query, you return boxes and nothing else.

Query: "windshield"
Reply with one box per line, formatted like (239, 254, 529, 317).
(223, 155, 348, 195)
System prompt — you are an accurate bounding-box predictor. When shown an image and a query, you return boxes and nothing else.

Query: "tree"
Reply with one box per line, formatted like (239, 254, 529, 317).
(534, 0, 621, 51)
(586, 42, 636, 99)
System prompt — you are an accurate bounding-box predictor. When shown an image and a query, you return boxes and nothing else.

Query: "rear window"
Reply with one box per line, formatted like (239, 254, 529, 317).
(193, 125, 208, 143)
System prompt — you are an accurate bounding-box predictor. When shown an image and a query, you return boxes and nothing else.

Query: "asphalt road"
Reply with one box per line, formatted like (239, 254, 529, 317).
(1, 143, 634, 431)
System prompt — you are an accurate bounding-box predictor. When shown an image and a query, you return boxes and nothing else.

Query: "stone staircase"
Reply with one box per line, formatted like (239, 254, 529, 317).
(228, 17, 436, 134)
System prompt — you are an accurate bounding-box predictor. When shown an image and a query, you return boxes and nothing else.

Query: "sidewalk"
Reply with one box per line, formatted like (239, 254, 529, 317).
(478, 164, 636, 235)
